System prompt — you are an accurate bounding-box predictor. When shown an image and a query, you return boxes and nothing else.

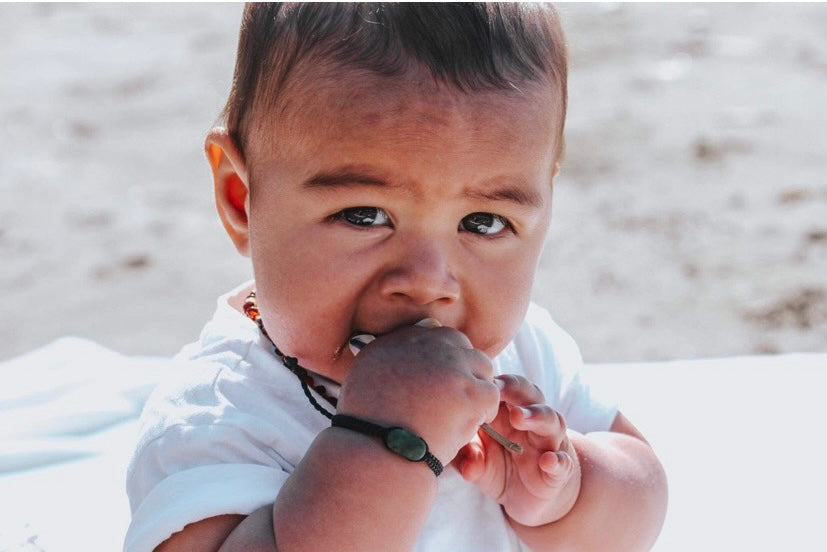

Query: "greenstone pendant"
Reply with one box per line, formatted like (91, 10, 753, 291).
(385, 428, 428, 462)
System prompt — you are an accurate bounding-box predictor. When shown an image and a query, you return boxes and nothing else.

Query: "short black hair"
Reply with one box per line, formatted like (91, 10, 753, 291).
(222, 2, 568, 158)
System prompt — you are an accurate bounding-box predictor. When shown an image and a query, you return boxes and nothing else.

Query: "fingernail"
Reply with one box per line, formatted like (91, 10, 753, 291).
(518, 406, 533, 418)
(348, 334, 375, 356)
(494, 378, 506, 390)
(415, 318, 442, 328)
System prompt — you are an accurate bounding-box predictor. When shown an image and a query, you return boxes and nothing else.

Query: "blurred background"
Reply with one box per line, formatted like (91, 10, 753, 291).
(1, 3, 825, 363)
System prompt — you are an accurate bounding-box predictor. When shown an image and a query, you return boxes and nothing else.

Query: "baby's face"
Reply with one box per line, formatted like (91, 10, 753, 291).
(244, 73, 560, 383)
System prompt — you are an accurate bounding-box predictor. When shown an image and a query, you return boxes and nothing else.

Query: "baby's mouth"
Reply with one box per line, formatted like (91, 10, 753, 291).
(347, 318, 442, 356)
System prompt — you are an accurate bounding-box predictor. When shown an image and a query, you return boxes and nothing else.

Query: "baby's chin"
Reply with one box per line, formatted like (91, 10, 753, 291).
(298, 343, 354, 383)
(461, 328, 509, 359)
(478, 340, 508, 360)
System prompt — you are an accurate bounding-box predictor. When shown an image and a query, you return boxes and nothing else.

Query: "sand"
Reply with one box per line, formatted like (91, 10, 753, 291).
(1, 3, 825, 363)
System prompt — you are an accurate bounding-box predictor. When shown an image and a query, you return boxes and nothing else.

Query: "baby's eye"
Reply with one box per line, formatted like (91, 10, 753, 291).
(459, 212, 511, 236)
(337, 207, 390, 227)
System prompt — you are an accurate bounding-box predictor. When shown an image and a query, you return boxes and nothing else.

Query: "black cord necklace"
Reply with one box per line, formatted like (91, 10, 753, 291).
(243, 291, 335, 420)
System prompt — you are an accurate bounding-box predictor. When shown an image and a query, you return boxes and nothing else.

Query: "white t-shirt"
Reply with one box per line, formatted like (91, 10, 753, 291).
(124, 284, 618, 552)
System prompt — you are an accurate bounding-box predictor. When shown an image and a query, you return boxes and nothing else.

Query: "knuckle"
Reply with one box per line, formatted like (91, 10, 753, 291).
(533, 405, 566, 432)
(466, 377, 498, 406)
(500, 375, 545, 402)
(472, 350, 494, 379)
(484, 379, 501, 406)
(436, 326, 473, 347)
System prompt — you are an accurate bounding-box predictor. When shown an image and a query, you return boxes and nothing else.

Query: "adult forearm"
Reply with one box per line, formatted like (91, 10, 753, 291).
(271, 426, 439, 551)
(509, 432, 668, 552)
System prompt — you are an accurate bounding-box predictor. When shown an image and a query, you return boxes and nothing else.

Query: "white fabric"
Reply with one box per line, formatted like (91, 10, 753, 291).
(0, 337, 170, 552)
(2, 337, 825, 551)
(124, 284, 618, 552)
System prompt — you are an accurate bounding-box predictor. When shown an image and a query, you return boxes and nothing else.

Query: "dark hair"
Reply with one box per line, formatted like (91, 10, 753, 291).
(222, 2, 568, 158)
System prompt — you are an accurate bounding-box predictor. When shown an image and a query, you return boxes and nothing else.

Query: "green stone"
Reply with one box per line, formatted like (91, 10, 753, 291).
(385, 428, 427, 461)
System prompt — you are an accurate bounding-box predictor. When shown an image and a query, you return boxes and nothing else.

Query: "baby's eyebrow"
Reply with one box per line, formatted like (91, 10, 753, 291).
(463, 183, 542, 208)
(304, 168, 542, 208)
(304, 170, 389, 189)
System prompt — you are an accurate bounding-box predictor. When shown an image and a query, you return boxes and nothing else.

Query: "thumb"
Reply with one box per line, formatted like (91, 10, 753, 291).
(452, 438, 486, 482)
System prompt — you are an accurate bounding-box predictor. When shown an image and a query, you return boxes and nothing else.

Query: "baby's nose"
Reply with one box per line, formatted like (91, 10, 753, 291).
(378, 240, 460, 305)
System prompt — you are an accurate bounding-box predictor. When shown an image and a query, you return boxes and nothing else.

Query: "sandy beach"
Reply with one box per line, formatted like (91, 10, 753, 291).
(1, 6, 826, 552)
(1, 3, 825, 363)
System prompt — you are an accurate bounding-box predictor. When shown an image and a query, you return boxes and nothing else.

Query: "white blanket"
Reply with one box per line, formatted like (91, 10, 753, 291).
(1, 338, 824, 551)
(0, 338, 167, 551)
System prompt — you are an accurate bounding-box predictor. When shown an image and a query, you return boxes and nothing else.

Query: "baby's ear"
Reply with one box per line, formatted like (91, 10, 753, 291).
(205, 128, 251, 257)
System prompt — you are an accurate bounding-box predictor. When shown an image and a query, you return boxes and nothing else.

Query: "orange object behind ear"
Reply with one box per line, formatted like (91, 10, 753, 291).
(226, 173, 247, 213)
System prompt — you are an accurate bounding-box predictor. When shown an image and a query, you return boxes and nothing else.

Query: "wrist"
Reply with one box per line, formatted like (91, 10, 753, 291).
(331, 414, 444, 476)
(334, 397, 461, 465)
(275, 426, 438, 551)
(318, 426, 441, 493)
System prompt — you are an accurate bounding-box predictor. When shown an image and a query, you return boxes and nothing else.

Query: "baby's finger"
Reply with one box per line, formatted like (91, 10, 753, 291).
(453, 440, 487, 483)
(465, 348, 495, 381)
(495, 374, 545, 406)
(414, 318, 472, 350)
(416, 323, 493, 381)
(538, 450, 573, 484)
(410, 319, 476, 355)
(509, 404, 567, 449)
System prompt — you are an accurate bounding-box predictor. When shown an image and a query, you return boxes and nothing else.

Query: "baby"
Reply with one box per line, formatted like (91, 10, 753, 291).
(125, 4, 667, 551)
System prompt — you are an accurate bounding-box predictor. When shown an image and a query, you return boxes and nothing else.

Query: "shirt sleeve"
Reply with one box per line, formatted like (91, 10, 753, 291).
(515, 304, 619, 434)
(124, 370, 291, 552)
(125, 461, 286, 552)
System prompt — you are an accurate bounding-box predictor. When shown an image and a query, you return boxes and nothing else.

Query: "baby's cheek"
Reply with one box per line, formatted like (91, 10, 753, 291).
(478, 312, 524, 358)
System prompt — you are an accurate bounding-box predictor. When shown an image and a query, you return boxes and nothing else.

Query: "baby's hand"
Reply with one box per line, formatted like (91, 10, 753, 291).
(454, 374, 581, 527)
(337, 324, 500, 465)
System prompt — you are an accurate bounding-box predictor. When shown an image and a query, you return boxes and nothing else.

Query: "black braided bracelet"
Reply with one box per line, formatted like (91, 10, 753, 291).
(331, 414, 443, 477)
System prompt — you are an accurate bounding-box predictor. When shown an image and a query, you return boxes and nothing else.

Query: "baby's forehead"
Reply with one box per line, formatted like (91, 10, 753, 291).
(241, 73, 561, 205)
(247, 66, 561, 159)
